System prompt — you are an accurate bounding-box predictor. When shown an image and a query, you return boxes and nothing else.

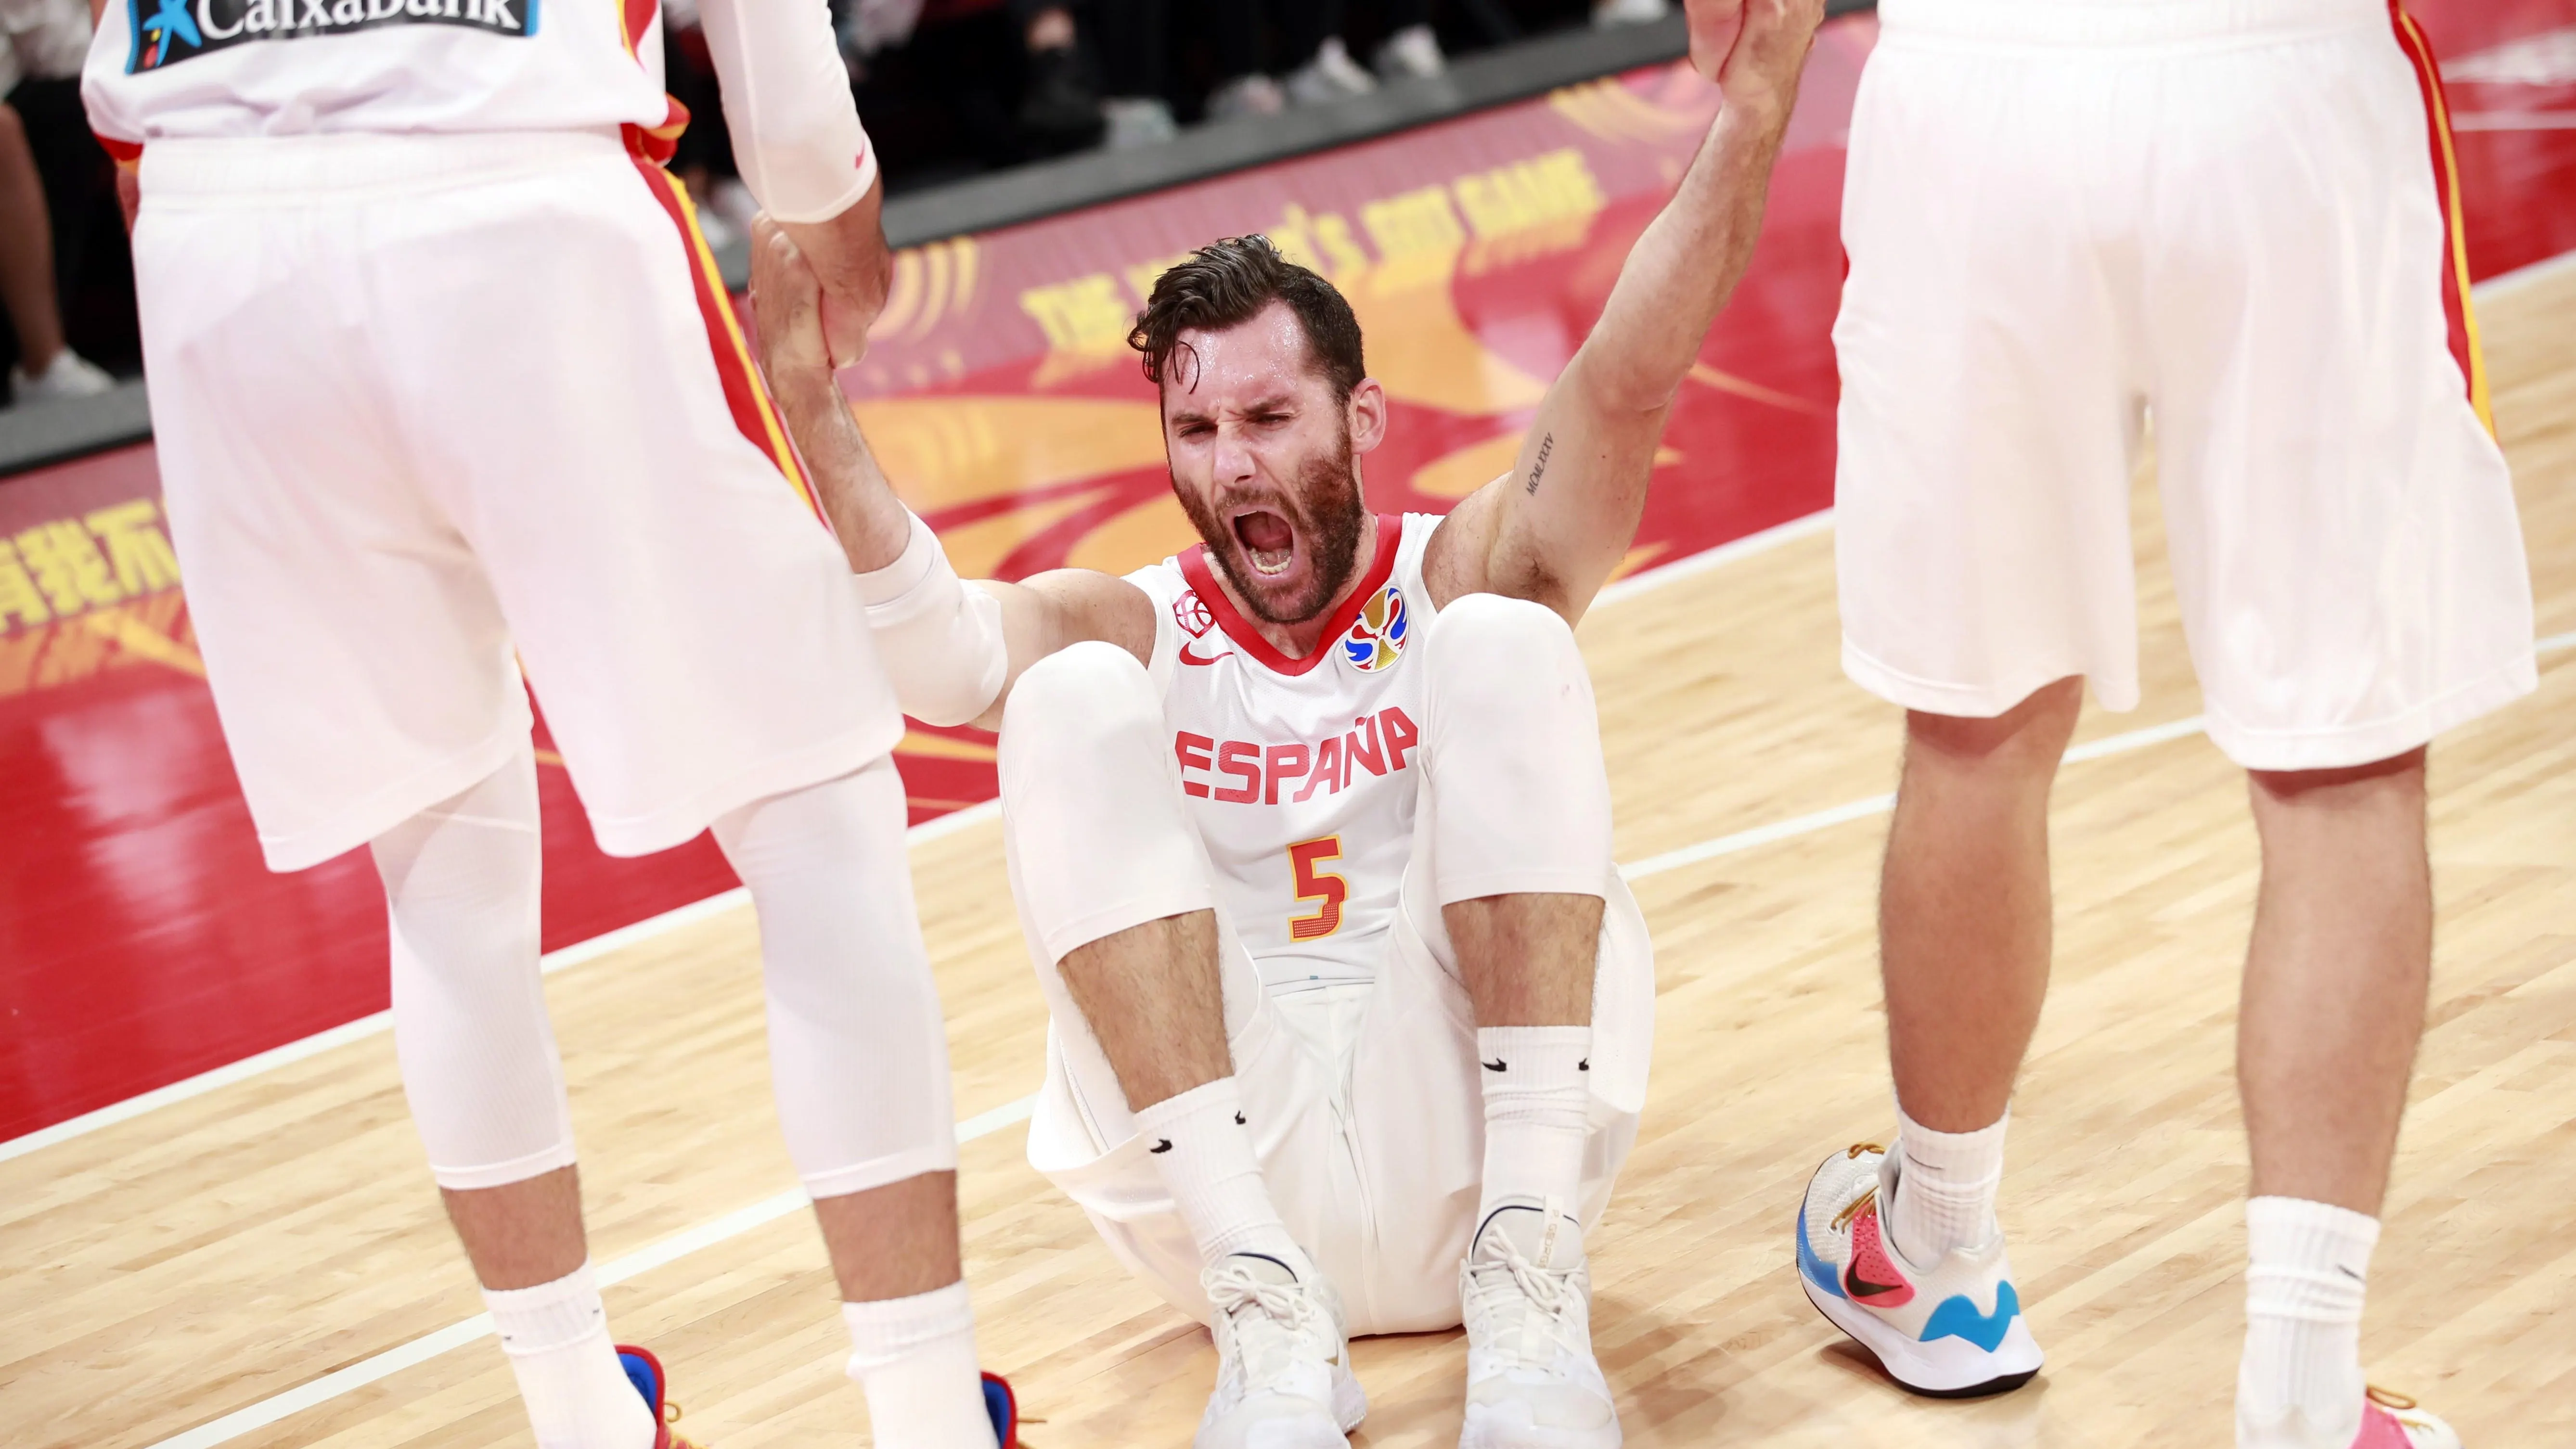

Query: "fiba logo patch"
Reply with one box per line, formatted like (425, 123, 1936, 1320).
(1341, 584, 1409, 672)
(128, 0, 536, 73)
(1173, 590, 1213, 638)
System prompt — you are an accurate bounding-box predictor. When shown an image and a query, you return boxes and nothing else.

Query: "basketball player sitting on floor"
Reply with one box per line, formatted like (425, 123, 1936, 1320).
(748, 5, 1820, 1443)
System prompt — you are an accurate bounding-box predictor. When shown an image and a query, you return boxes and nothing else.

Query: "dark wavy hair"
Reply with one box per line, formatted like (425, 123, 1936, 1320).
(1128, 234, 1366, 400)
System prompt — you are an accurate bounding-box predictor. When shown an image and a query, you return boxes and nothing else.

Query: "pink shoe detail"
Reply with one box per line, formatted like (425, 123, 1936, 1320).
(2351, 1403, 2412, 1449)
(1840, 1198, 1917, 1308)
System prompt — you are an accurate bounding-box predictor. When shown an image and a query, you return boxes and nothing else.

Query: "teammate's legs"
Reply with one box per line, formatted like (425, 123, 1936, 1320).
(2133, 17, 2535, 1441)
(999, 641, 1355, 1447)
(710, 756, 993, 1449)
(1803, 14, 2139, 1396)
(374, 745, 657, 1449)
(2232, 755, 2430, 1448)
(2138, 15, 2528, 1444)
(359, 141, 998, 1443)
(1878, 678, 2081, 1259)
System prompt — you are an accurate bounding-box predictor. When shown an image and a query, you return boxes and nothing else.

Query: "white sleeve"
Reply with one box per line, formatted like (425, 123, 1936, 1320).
(693, 0, 880, 225)
(854, 512, 1010, 728)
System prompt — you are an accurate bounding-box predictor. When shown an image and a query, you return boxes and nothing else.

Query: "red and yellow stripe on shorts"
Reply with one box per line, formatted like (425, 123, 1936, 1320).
(2388, 0, 2493, 437)
(616, 0, 824, 519)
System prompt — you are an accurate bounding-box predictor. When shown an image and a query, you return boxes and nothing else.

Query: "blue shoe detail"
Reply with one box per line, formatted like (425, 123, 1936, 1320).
(618, 1348, 663, 1411)
(1920, 1281, 2020, 1352)
(982, 1371, 1018, 1448)
(1795, 1202, 1846, 1301)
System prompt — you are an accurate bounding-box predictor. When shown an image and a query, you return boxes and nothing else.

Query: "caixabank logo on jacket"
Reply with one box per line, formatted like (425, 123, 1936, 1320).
(129, 0, 535, 71)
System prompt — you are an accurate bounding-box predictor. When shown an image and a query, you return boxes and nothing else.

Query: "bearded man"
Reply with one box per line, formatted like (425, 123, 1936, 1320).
(748, 4, 1821, 1442)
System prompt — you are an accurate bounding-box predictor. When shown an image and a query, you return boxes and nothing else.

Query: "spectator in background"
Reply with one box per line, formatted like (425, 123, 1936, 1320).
(1593, 0, 1673, 26)
(1204, 1, 1448, 121)
(662, 0, 763, 256)
(1, 0, 112, 406)
(847, 0, 1103, 163)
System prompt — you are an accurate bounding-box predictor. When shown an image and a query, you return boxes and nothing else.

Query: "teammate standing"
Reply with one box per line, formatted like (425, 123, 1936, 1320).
(747, 5, 1822, 1444)
(1790, 2, 2534, 1446)
(81, 1, 1010, 1445)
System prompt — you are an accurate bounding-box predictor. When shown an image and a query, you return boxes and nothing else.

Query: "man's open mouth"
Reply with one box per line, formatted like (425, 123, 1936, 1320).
(1232, 508, 1296, 577)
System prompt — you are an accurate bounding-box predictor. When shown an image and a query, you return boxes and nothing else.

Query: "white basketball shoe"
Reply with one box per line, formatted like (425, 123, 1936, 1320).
(1197, 1249, 1367, 1449)
(1794, 1143, 2044, 1397)
(1459, 1198, 1621, 1449)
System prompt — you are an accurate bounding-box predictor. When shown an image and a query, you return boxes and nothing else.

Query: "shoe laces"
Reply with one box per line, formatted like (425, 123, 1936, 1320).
(1468, 1223, 1587, 1368)
(1206, 1259, 1334, 1385)
(1829, 1143, 1884, 1231)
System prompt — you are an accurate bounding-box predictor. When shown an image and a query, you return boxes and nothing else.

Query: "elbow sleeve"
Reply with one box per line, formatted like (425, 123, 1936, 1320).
(696, 0, 878, 223)
(855, 512, 1009, 727)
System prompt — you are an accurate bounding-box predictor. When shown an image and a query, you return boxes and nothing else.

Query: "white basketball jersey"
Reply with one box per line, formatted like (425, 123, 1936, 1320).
(83, 0, 670, 144)
(1126, 513, 1441, 995)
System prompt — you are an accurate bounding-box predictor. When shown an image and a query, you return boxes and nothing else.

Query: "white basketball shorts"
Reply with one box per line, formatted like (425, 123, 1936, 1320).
(133, 130, 901, 870)
(1834, 0, 2537, 770)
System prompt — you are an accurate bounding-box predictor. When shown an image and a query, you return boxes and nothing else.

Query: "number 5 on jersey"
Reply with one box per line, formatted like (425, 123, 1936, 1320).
(1288, 836, 1347, 942)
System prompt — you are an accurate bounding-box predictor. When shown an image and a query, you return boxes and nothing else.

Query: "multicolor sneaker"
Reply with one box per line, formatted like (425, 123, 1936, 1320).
(616, 1346, 706, 1449)
(1792, 1143, 2043, 1397)
(617, 1345, 1022, 1448)
(2348, 1387, 2461, 1449)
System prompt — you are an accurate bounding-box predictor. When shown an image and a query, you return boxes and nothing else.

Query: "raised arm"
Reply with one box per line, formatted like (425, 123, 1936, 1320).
(1424, 0, 1823, 622)
(750, 221, 1153, 731)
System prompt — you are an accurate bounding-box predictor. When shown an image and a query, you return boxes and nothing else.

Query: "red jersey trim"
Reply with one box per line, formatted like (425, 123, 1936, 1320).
(1176, 514, 1403, 678)
(2388, 0, 2492, 436)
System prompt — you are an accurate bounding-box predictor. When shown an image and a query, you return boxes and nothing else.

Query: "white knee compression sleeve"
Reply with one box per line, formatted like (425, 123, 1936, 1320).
(1418, 593, 1615, 906)
(374, 744, 576, 1191)
(713, 756, 959, 1199)
(855, 511, 1008, 728)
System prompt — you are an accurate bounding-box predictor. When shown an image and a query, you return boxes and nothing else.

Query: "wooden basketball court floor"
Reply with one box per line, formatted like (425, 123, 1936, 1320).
(9, 261, 2573, 1449)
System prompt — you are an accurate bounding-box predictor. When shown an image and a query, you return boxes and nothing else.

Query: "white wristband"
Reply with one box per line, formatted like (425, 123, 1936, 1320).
(855, 512, 1008, 727)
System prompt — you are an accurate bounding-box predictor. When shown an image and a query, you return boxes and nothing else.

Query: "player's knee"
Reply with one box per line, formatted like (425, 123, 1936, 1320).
(1427, 591, 1589, 714)
(1905, 675, 2084, 774)
(1002, 641, 1161, 764)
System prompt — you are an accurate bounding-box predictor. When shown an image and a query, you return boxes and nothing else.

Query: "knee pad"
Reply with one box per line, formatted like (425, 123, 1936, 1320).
(998, 641, 1214, 969)
(1421, 593, 1612, 905)
(714, 758, 959, 1198)
(374, 746, 575, 1190)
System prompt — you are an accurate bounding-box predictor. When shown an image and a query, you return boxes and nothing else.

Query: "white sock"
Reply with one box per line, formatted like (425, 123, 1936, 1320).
(1475, 1026, 1592, 1238)
(842, 1282, 997, 1449)
(1134, 1077, 1300, 1268)
(1888, 1101, 2007, 1264)
(482, 1261, 657, 1449)
(2238, 1196, 2377, 1449)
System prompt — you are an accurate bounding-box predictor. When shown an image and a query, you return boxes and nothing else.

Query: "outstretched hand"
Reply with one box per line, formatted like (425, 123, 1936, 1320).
(750, 216, 836, 400)
(775, 180, 893, 370)
(1687, 0, 1825, 118)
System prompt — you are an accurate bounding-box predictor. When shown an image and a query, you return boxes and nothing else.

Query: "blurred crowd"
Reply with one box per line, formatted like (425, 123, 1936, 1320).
(0, 0, 1676, 413)
(672, 0, 1683, 260)
(2, 0, 128, 411)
